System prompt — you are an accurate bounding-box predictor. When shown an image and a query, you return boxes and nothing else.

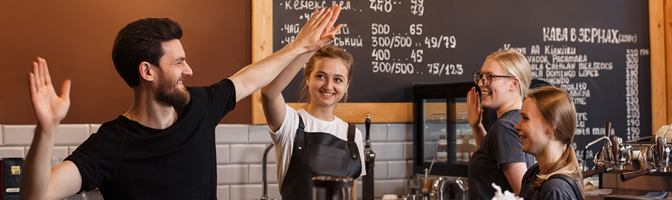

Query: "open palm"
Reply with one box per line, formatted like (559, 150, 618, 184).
(293, 5, 344, 52)
(29, 58, 71, 129)
(466, 87, 482, 128)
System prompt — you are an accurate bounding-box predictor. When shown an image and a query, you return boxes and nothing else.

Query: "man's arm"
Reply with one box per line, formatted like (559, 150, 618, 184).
(230, 6, 342, 102)
(21, 58, 82, 200)
(501, 162, 527, 195)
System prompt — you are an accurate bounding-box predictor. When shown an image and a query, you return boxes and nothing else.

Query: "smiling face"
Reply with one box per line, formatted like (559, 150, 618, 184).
(515, 98, 553, 156)
(154, 39, 193, 107)
(306, 57, 350, 107)
(478, 59, 519, 110)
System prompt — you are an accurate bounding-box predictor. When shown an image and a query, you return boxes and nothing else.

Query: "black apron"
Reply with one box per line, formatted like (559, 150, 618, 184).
(280, 115, 362, 200)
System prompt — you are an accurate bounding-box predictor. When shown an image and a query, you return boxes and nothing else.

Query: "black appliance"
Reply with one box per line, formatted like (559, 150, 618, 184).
(412, 82, 490, 177)
(1, 158, 22, 200)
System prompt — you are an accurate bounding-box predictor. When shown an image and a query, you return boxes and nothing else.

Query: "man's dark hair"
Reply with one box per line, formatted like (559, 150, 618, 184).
(112, 18, 183, 87)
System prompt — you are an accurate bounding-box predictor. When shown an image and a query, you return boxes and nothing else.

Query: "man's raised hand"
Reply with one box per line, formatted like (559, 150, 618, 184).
(29, 57, 71, 131)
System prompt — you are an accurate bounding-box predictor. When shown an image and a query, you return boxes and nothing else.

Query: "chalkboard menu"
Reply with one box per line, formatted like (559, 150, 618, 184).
(273, 0, 651, 169)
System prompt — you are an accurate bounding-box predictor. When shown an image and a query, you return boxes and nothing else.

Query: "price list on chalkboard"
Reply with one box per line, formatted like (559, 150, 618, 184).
(273, 0, 651, 169)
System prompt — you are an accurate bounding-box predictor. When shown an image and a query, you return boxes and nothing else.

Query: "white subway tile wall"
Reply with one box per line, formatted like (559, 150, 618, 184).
(217, 185, 230, 200)
(388, 161, 408, 179)
(216, 145, 230, 164)
(0, 147, 25, 158)
(230, 144, 275, 164)
(230, 184, 262, 199)
(406, 160, 414, 178)
(388, 124, 413, 142)
(216, 124, 248, 144)
(371, 142, 405, 161)
(3, 125, 35, 146)
(355, 123, 388, 142)
(0, 123, 414, 199)
(374, 161, 388, 180)
(54, 124, 90, 145)
(404, 141, 414, 159)
(217, 164, 248, 184)
(248, 125, 273, 144)
(248, 164, 278, 184)
(4, 125, 90, 146)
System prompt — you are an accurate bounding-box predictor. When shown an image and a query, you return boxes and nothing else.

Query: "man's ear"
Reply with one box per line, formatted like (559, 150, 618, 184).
(139, 61, 155, 82)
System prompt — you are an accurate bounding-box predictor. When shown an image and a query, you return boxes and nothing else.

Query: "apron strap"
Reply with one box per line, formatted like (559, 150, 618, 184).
(347, 123, 358, 160)
(295, 114, 305, 152)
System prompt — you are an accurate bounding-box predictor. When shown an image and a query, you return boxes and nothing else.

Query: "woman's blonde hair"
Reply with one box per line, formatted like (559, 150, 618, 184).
(526, 86, 584, 198)
(486, 50, 531, 100)
(299, 45, 354, 104)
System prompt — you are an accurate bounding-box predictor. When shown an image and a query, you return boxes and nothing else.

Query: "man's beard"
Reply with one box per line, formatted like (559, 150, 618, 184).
(156, 76, 190, 107)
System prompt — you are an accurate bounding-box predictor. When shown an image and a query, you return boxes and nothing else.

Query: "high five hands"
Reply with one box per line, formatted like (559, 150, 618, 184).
(29, 57, 71, 131)
(293, 5, 343, 53)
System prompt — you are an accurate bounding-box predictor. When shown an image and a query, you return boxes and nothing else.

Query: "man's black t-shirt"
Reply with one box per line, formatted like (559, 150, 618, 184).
(468, 109, 536, 200)
(519, 164, 580, 200)
(65, 79, 236, 200)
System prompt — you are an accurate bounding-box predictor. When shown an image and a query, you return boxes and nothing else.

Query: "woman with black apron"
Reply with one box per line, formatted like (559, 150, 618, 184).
(261, 15, 366, 199)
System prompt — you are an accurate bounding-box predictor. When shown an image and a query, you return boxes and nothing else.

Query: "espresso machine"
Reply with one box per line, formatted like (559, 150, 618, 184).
(581, 122, 672, 198)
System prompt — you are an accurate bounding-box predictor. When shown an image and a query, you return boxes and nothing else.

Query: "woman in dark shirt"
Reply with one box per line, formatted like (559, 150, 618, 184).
(515, 86, 584, 200)
(466, 49, 535, 200)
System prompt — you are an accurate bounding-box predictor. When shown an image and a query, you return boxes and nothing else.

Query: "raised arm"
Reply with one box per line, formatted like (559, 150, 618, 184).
(230, 5, 342, 102)
(467, 87, 487, 145)
(261, 8, 342, 131)
(21, 58, 82, 200)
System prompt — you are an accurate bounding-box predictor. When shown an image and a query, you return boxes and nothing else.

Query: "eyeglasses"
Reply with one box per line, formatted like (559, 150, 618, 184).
(473, 71, 515, 87)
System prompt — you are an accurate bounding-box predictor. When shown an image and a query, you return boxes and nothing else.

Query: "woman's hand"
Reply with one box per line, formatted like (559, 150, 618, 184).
(467, 87, 483, 128)
(291, 5, 343, 53)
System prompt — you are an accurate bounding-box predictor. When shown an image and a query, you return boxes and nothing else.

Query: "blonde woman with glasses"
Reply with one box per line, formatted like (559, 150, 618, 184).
(466, 49, 535, 200)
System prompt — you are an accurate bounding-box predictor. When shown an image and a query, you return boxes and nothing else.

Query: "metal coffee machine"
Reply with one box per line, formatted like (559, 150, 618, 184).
(582, 122, 635, 177)
(406, 176, 466, 200)
(620, 137, 669, 181)
(581, 122, 672, 197)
